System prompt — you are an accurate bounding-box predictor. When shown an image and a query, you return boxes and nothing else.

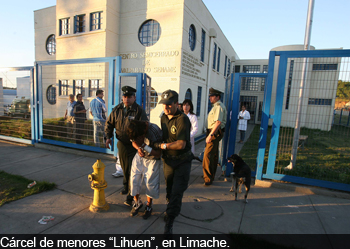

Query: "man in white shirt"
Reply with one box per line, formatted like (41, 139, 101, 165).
(238, 105, 250, 143)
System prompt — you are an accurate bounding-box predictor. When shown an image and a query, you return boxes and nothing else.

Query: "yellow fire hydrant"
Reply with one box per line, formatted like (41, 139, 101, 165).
(88, 159, 109, 212)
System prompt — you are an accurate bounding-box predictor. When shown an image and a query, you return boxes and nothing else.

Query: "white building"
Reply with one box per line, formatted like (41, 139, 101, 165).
(34, 0, 239, 133)
(34, 1, 340, 132)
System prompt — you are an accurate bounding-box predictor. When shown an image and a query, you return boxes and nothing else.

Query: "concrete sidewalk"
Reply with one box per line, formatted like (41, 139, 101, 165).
(0, 139, 350, 248)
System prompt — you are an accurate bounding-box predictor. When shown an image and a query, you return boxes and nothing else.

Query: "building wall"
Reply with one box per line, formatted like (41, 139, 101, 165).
(236, 45, 341, 131)
(34, 0, 239, 134)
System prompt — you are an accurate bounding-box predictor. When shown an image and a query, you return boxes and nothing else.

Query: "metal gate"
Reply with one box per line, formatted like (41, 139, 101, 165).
(33, 56, 150, 156)
(222, 73, 267, 176)
(0, 67, 33, 144)
(256, 49, 350, 192)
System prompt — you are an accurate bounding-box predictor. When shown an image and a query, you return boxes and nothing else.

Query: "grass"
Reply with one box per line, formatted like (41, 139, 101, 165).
(239, 124, 350, 184)
(0, 171, 56, 207)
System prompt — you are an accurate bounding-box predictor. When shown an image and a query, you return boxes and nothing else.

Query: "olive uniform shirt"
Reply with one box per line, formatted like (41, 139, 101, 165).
(207, 100, 227, 130)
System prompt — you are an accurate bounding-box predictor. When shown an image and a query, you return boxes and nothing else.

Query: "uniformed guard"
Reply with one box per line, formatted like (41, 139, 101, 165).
(105, 86, 148, 206)
(154, 89, 192, 235)
(202, 87, 227, 185)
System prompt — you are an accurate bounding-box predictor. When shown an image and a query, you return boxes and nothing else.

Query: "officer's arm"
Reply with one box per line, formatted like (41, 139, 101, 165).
(105, 111, 116, 139)
(161, 140, 186, 150)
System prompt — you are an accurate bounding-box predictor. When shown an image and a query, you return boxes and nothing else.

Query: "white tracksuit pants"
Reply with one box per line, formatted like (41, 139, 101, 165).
(130, 153, 161, 199)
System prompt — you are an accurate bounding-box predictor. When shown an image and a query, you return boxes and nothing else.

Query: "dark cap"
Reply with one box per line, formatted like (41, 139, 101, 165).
(122, 86, 136, 96)
(209, 87, 221, 96)
(158, 90, 178, 105)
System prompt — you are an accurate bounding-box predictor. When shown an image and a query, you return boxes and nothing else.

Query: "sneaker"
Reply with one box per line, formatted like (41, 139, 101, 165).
(143, 206, 152, 220)
(112, 172, 123, 178)
(130, 202, 143, 217)
(124, 199, 133, 207)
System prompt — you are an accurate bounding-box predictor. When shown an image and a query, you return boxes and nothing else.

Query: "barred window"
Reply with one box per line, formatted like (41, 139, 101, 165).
(312, 64, 338, 71)
(227, 59, 231, 77)
(90, 12, 102, 31)
(196, 86, 202, 116)
(74, 14, 85, 33)
(47, 85, 56, 105)
(217, 47, 221, 72)
(89, 79, 101, 97)
(189, 25, 196, 51)
(74, 80, 85, 97)
(59, 80, 69, 96)
(213, 43, 217, 70)
(235, 65, 240, 73)
(224, 56, 227, 76)
(243, 65, 260, 73)
(308, 98, 332, 105)
(150, 88, 158, 109)
(138, 19, 161, 47)
(59, 18, 70, 35)
(185, 88, 192, 101)
(200, 29, 206, 62)
(46, 35, 56, 55)
(241, 77, 259, 91)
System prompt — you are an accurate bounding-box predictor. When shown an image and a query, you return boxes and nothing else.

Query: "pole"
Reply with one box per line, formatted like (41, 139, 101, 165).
(287, 0, 315, 170)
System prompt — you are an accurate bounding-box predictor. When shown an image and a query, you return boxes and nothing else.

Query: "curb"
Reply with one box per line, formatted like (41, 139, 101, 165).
(255, 179, 350, 200)
(34, 143, 115, 161)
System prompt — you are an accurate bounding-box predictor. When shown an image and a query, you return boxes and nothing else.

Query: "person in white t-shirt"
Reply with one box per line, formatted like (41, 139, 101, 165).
(237, 105, 250, 143)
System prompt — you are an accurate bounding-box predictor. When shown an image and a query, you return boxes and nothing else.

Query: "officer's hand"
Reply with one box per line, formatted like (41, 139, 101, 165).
(138, 148, 145, 157)
(106, 139, 112, 149)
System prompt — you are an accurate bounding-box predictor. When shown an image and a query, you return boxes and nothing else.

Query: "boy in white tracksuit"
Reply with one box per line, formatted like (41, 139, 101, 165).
(126, 120, 162, 219)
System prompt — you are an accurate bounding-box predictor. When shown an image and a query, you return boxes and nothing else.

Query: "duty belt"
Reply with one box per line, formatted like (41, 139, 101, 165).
(164, 150, 193, 161)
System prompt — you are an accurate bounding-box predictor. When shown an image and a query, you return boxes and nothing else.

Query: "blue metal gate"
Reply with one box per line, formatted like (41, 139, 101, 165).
(256, 49, 350, 192)
(33, 56, 150, 156)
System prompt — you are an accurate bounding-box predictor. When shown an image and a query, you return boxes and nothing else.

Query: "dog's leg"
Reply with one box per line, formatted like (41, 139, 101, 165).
(234, 178, 238, 201)
(230, 172, 235, 192)
(244, 185, 250, 203)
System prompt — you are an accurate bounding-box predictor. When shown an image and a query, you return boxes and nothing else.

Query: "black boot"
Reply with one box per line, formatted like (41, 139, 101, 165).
(164, 216, 175, 235)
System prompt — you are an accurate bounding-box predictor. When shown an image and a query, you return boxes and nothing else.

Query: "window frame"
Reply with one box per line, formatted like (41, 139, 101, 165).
(89, 79, 101, 97)
(46, 34, 56, 55)
(200, 29, 206, 62)
(74, 14, 86, 33)
(196, 86, 202, 117)
(59, 18, 70, 36)
(73, 80, 85, 97)
(213, 43, 217, 70)
(59, 80, 69, 96)
(138, 19, 161, 47)
(217, 47, 221, 72)
(189, 24, 196, 51)
(46, 85, 57, 105)
(90, 11, 102, 31)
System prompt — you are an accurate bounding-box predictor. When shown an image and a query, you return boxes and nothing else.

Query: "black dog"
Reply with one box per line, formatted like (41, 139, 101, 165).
(227, 154, 251, 203)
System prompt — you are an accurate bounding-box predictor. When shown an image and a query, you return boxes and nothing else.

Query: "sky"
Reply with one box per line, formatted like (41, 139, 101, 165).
(0, 0, 349, 67)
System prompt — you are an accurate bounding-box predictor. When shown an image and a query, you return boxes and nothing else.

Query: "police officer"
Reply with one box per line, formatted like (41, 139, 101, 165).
(105, 86, 148, 206)
(202, 87, 227, 185)
(155, 89, 192, 235)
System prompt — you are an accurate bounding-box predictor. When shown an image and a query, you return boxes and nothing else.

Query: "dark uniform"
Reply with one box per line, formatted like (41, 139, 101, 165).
(159, 90, 192, 222)
(105, 86, 148, 203)
(73, 100, 86, 144)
